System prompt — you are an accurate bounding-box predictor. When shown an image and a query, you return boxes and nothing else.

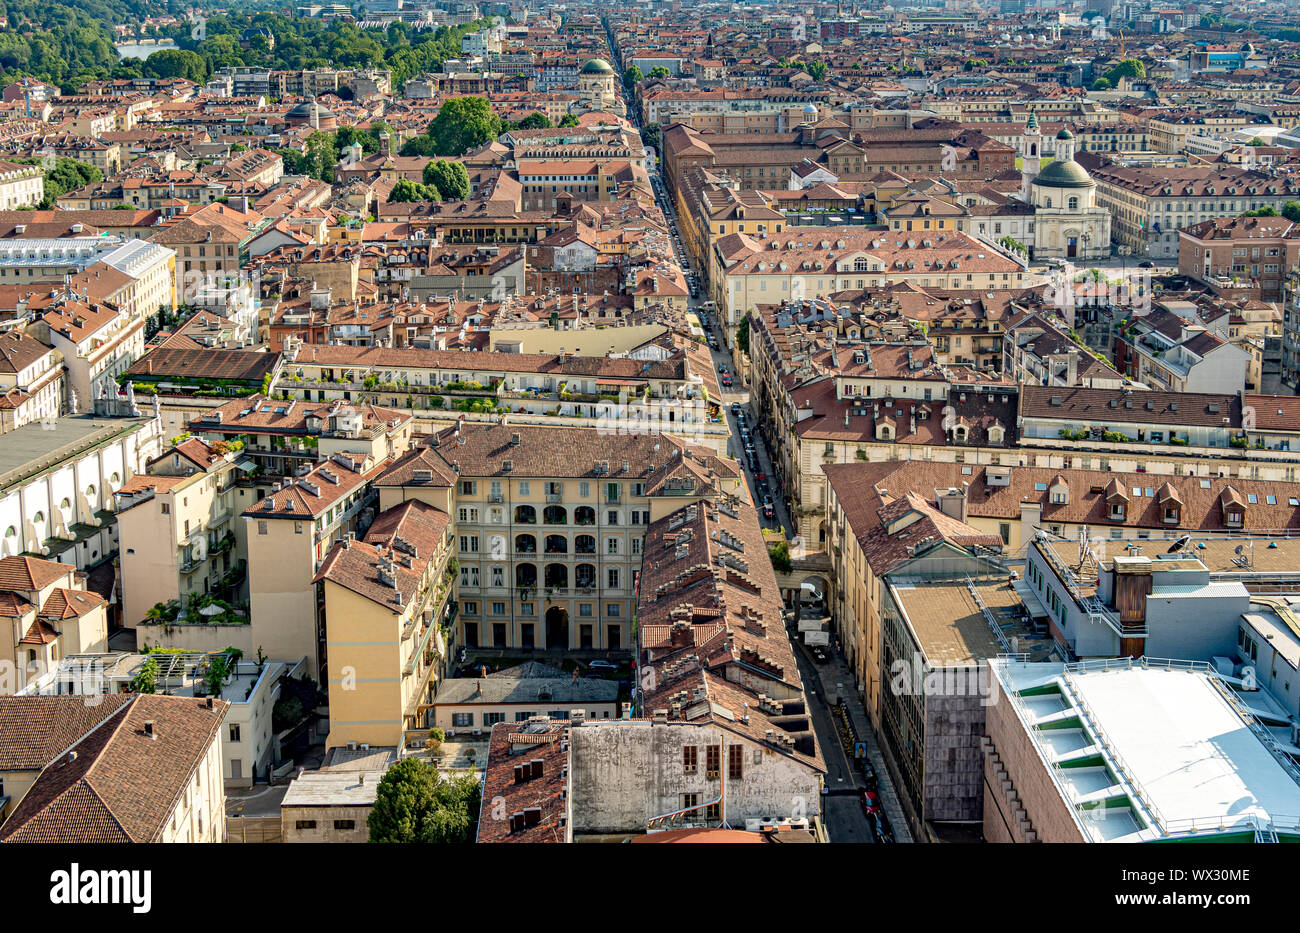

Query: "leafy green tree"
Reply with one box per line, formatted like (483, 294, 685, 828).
(622, 64, 643, 89)
(1091, 77, 1111, 90)
(1282, 201, 1300, 223)
(131, 657, 158, 695)
(512, 111, 551, 130)
(807, 61, 828, 81)
(649, 65, 670, 80)
(1241, 205, 1280, 217)
(421, 96, 504, 157)
(423, 159, 470, 200)
(963, 58, 988, 71)
(141, 48, 207, 82)
(368, 759, 481, 843)
(767, 539, 793, 575)
(559, 113, 580, 127)
(388, 177, 440, 202)
(1103, 58, 1145, 86)
(641, 122, 662, 151)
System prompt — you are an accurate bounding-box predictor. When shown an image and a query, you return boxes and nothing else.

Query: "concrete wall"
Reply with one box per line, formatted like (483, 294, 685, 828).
(982, 675, 1085, 843)
(281, 804, 371, 843)
(569, 720, 822, 834)
(923, 684, 988, 822)
(136, 621, 255, 656)
(1145, 587, 1248, 661)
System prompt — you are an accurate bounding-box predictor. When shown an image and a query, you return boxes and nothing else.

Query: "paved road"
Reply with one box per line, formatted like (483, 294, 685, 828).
(791, 637, 875, 843)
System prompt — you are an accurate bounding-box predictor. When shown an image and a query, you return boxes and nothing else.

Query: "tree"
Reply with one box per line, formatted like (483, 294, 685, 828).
(141, 48, 207, 82)
(649, 65, 670, 80)
(1247, 136, 1266, 146)
(641, 122, 662, 151)
(622, 64, 643, 89)
(1103, 58, 1145, 86)
(807, 60, 828, 81)
(737, 314, 750, 355)
(559, 113, 580, 127)
(368, 759, 481, 843)
(423, 159, 470, 201)
(388, 177, 439, 202)
(1282, 201, 1300, 223)
(963, 58, 988, 72)
(425, 96, 504, 157)
(512, 111, 550, 130)
(131, 657, 158, 695)
(767, 539, 793, 575)
(1240, 205, 1280, 217)
(1091, 77, 1111, 90)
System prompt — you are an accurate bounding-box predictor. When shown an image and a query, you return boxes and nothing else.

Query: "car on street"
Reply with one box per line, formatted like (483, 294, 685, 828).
(762, 498, 774, 520)
(1138, 260, 1154, 268)
(862, 791, 881, 816)
(731, 402, 741, 415)
(589, 659, 618, 672)
(721, 374, 733, 387)
(718, 363, 728, 374)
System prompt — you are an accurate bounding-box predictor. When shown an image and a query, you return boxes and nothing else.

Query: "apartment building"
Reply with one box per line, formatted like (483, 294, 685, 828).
(17, 651, 301, 788)
(0, 161, 42, 211)
(1178, 215, 1300, 302)
(1118, 304, 1250, 394)
(150, 202, 269, 298)
(0, 694, 227, 842)
(113, 438, 249, 629)
(373, 422, 743, 654)
(1089, 162, 1300, 258)
(0, 555, 108, 682)
(712, 229, 1026, 343)
(0, 329, 62, 433)
(985, 658, 1300, 842)
(188, 396, 413, 479)
(317, 499, 455, 749)
(244, 451, 387, 680)
(33, 300, 146, 407)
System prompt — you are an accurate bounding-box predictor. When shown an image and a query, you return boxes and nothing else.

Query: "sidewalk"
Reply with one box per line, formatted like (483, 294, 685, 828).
(811, 654, 914, 844)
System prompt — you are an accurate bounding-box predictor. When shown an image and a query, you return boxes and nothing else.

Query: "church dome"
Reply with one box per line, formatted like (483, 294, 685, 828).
(1032, 156, 1094, 189)
(581, 58, 614, 75)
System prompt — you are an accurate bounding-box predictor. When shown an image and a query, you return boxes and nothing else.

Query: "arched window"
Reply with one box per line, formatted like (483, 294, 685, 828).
(543, 505, 567, 525)
(575, 534, 596, 554)
(59, 498, 70, 510)
(32, 511, 45, 524)
(576, 564, 596, 589)
(1068, 197, 1079, 210)
(514, 533, 536, 554)
(575, 506, 596, 526)
(544, 563, 568, 589)
(514, 504, 536, 524)
(516, 563, 537, 587)
(544, 534, 568, 554)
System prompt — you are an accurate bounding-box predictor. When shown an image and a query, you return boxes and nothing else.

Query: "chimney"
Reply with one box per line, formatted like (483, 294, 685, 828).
(143, 720, 156, 738)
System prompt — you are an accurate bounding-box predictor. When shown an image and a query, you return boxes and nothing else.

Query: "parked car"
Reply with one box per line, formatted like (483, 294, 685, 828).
(718, 363, 728, 374)
(589, 659, 618, 672)
(1138, 260, 1154, 268)
(731, 402, 741, 415)
(862, 791, 881, 816)
(721, 374, 733, 387)
(762, 501, 774, 520)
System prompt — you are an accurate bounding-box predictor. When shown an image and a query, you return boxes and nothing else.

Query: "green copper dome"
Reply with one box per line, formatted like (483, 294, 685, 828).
(581, 58, 614, 75)
(1032, 157, 1094, 189)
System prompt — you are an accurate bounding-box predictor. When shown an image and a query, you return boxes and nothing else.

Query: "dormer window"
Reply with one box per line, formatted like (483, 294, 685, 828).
(1163, 506, 1180, 524)
(1225, 508, 1243, 527)
(1109, 502, 1125, 519)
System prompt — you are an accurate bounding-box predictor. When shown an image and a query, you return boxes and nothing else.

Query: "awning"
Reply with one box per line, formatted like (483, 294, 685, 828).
(595, 377, 642, 386)
(234, 457, 257, 473)
(1012, 579, 1049, 619)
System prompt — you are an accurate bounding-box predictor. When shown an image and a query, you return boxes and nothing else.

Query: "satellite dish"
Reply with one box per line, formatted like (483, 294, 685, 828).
(1166, 534, 1190, 554)
(189, 534, 207, 561)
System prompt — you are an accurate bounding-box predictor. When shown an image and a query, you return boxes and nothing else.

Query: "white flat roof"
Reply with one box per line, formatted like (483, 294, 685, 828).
(1070, 667, 1300, 835)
